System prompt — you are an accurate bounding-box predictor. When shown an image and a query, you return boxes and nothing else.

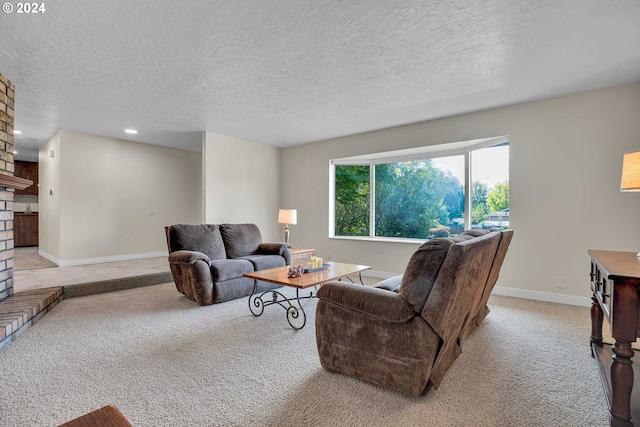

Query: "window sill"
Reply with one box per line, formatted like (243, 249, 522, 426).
(329, 235, 426, 245)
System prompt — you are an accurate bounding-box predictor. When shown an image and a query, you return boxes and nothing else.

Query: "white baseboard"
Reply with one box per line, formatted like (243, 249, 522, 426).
(492, 286, 592, 307)
(38, 250, 167, 267)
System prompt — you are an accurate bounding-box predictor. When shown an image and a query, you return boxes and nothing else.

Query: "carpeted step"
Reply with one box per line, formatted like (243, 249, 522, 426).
(0, 287, 63, 351)
(62, 271, 174, 299)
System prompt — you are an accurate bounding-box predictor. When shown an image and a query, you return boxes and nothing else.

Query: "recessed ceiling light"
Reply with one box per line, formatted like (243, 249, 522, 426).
(13, 130, 22, 135)
(125, 129, 138, 134)
(13, 151, 18, 154)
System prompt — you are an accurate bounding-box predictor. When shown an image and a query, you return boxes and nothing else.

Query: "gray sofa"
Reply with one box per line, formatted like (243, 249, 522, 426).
(315, 228, 513, 396)
(165, 223, 292, 305)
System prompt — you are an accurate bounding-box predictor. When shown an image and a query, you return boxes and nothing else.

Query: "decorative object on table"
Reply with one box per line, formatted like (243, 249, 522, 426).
(305, 263, 330, 273)
(306, 256, 324, 271)
(287, 265, 305, 278)
(620, 150, 640, 256)
(278, 209, 297, 244)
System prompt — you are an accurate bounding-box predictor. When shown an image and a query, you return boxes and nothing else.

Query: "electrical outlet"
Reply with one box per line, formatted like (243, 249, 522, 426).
(555, 276, 565, 289)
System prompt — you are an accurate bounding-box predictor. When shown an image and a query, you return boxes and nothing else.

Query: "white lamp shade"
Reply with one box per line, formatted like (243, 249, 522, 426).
(621, 150, 640, 191)
(278, 209, 297, 224)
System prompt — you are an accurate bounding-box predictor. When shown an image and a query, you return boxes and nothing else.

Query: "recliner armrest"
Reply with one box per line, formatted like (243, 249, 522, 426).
(256, 242, 292, 265)
(168, 250, 211, 266)
(317, 281, 414, 323)
(256, 242, 290, 255)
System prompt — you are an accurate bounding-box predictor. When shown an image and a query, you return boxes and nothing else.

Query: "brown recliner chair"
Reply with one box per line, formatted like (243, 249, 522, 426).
(460, 229, 514, 338)
(315, 230, 512, 396)
(165, 223, 292, 305)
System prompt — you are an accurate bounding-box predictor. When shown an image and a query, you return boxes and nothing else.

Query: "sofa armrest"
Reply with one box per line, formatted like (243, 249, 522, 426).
(316, 281, 414, 323)
(256, 242, 292, 265)
(257, 242, 290, 255)
(166, 251, 214, 305)
(168, 250, 211, 266)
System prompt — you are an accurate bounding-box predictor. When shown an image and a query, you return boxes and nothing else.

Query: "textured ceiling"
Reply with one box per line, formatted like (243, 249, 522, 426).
(1, 0, 640, 161)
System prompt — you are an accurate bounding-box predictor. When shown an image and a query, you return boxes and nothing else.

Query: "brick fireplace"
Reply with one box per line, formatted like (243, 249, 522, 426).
(0, 73, 62, 351)
(0, 73, 16, 301)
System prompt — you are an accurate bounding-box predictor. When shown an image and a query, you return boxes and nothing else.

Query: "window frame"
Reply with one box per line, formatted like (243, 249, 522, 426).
(329, 136, 509, 241)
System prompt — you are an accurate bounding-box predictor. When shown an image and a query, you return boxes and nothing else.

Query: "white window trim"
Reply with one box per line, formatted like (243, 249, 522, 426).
(329, 135, 509, 240)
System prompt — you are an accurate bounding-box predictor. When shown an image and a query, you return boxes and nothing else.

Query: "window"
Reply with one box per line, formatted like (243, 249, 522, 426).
(330, 137, 509, 240)
(470, 144, 510, 229)
(334, 164, 370, 237)
(375, 157, 464, 239)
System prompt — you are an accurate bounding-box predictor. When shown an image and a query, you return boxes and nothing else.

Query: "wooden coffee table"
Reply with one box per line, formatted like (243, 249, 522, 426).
(243, 262, 370, 329)
(58, 405, 132, 427)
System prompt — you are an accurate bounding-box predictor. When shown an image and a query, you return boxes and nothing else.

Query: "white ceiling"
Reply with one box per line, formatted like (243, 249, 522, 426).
(1, 0, 639, 161)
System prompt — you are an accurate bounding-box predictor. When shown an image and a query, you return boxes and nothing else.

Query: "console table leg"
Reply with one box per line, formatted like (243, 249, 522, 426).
(590, 294, 604, 357)
(610, 340, 634, 427)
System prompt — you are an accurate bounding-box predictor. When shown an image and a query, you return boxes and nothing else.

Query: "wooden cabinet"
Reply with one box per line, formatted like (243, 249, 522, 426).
(14, 212, 38, 247)
(14, 161, 38, 195)
(589, 250, 640, 426)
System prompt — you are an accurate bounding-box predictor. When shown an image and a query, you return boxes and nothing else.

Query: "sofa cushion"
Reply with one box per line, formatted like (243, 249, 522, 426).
(220, 224, 262, 258)
(399, 238, 454, 313)
(374, 275, 403, 292)
(237, 254, 286, 271)
(166, 224, 227, 261)
(210, 259, 254, 282)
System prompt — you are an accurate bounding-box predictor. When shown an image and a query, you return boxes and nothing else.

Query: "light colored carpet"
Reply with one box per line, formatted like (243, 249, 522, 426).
(0, 282, 609, 426)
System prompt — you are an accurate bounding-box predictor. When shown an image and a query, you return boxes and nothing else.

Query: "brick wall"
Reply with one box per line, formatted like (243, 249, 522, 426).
(0, 73, 15, 301)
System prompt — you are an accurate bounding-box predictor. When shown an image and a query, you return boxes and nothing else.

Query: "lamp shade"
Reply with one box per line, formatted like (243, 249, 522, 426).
(278, 209, 297, 225)
(620, 150, 640, 192)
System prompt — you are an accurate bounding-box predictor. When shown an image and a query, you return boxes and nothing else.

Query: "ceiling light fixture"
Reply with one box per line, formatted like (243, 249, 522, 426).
(13, 130, 22, 135)
(13, 151, 17, 154)
(124, 129, 138, 134)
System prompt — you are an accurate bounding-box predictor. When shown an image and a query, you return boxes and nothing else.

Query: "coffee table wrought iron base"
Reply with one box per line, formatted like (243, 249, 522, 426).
(243, 262, 371, 330)
(248, 287, 316, 330)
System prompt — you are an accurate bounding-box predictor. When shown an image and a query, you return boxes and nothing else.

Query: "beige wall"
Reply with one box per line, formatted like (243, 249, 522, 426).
(39, 130, 202, 264)
(202, 131, 281, 241)
(38, 131, 61, 259)
(282, 83, 640, 304)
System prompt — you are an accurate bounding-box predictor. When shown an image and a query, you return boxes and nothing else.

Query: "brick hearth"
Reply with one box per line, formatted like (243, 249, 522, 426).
(0, 287, 63, 350)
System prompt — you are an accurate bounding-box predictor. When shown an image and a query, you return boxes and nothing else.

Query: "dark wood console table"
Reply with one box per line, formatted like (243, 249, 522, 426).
(589, 249, 640, 426)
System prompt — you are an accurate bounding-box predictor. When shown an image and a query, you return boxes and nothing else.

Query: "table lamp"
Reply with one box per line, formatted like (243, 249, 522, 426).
(620, 150, 640, 256)
(278, 209, 297, 244)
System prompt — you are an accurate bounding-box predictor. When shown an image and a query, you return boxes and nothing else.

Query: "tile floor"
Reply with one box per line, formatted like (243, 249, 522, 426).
(13, 255, 170, 293)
